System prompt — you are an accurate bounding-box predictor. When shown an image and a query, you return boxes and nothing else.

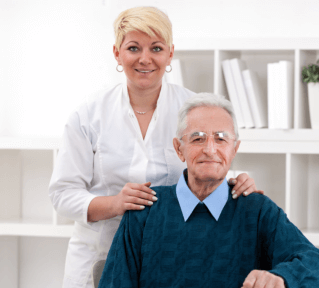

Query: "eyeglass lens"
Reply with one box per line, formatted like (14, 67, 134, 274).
(188, 132, 231, 145)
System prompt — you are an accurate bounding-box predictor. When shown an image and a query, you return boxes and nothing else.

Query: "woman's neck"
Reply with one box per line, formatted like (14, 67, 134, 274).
(127, 81, 162, 111)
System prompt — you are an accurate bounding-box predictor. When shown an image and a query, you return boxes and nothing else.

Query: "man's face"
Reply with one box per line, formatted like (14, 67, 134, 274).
(173, 106, 240, 183)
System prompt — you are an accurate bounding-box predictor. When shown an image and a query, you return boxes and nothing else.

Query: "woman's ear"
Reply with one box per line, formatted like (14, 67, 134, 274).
(113, 45, 120, 63)
(173, 137, 185, 162)
(168, 44, 175, 65)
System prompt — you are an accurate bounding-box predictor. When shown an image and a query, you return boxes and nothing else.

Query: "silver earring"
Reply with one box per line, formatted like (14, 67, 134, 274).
(116, 65, 124, 72)
(165, 65, 172, 73)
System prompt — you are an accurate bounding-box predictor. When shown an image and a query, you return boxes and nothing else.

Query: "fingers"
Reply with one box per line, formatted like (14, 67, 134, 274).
(242, 270, 285, 288)
(231, 173, 261, 199)
(119, 182, 158, 212)
(242, 270, 258, 288)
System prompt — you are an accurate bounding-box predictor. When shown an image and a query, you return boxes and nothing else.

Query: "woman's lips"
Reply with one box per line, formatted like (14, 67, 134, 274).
(135, 69, 155, 73)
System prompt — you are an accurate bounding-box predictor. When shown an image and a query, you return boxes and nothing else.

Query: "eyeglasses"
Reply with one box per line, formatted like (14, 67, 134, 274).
(180, 131, 236, 146)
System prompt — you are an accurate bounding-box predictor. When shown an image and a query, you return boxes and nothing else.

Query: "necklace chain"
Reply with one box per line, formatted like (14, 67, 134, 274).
(135, 110, 147, 115)
(134, 106, 156, 115)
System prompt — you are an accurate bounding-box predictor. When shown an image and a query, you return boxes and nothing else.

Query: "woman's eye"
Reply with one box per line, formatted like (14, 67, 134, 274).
(153, 46, 162, 52)
(129, 46, 138, 52)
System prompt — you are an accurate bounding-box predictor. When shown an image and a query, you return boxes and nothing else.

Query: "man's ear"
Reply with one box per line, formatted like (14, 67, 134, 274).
(234, 140, 241, 155)
(173, 137, 185, 162)
(113, 45, 120, 63)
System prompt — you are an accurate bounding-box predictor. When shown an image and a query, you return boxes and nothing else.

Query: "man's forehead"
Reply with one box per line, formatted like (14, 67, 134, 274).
(186, 106, 234, 131)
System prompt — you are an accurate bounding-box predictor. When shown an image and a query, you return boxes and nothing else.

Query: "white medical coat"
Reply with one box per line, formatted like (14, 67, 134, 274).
(48, 82, 195, 288)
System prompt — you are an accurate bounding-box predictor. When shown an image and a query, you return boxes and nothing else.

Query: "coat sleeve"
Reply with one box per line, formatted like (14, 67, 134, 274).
(258, 196, 319, 288)
(48, 102, 98, 226)
(98, 208, 149, 288)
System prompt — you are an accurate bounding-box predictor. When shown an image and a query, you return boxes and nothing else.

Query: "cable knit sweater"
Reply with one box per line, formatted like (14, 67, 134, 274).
(98, 185, 319, 288)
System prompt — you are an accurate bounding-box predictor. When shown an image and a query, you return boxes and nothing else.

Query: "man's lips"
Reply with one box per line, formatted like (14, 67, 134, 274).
(199, 160, 221, 164)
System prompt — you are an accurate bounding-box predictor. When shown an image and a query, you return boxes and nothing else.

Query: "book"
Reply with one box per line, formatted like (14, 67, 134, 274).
(164, 59, 184, 86)
(278, 61, 293, 129)
(267, 62, 279, 129)
(230, 58, 255, 128)
(267, 61, 293, 129)
(221, 59, 245, 128)
(242, 70, 267, 128)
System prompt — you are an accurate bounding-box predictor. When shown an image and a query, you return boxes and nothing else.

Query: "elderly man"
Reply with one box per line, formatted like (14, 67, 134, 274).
(98, 93, 319, 288)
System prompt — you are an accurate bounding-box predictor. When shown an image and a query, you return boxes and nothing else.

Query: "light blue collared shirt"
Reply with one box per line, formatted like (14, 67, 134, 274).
(176, 169, 229, 222)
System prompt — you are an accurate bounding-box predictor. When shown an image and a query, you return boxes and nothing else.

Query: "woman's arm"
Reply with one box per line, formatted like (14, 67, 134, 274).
(228, 173, 264, 199)
(87, 182, 157, 222)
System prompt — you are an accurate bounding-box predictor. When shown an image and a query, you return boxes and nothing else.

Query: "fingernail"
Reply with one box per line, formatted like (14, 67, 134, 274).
(151, 191, 156, 195)
(152, 196, 158, 201)
(231, 179, 236, 184)
(244, 191, 248, 196)
(140, 206, 145, 209)
(148, 201, 153, 205)
(231, 190, 236, 195)
(232, 194, 237, 199)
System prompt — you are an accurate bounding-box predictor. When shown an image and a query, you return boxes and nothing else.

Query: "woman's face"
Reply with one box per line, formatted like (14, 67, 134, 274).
(113, 30, 174, 91)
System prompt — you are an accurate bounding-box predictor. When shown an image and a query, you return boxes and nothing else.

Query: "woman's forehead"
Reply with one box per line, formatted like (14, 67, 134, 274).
(122, 30, 166, 45)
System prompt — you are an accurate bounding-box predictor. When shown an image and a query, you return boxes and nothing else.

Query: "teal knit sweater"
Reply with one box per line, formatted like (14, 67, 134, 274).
(98, 185, 319, 288)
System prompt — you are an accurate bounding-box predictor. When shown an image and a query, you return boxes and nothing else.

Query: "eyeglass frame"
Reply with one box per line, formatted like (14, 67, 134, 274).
(179, 131, 237, 146)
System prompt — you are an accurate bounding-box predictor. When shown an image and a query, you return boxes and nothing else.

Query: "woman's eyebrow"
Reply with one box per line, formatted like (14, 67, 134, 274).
(152, 41, 164, 45)
(124, 41, 139, 46)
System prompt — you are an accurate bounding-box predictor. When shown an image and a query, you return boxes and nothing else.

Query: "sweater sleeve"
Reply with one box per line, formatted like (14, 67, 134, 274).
(98, 207, 149, 288)
(258, 196, 319, 288)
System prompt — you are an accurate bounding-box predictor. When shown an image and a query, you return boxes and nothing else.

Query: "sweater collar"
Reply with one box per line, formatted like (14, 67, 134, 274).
(176, 169, 229, 222)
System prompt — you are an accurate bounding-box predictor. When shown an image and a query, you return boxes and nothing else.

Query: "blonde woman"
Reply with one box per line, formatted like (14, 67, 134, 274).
(49, 7, 263, 288)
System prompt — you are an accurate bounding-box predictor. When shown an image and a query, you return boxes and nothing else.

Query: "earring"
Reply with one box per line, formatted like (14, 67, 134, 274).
(165, 65, 172, 73)
(116, 65, 124, 72)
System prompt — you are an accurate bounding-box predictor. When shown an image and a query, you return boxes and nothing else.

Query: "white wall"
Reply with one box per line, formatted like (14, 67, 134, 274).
(1, 0, 319, 137)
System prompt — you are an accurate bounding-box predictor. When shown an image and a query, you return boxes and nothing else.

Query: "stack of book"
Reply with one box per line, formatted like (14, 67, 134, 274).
(222, 58, 267, 129)
(267, 61, 294, 129)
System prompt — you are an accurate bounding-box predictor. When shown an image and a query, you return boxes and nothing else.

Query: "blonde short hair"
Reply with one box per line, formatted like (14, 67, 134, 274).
(113, 7, 173, 50)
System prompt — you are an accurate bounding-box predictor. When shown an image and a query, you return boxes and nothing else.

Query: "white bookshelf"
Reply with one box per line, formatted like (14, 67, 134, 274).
(1, 38, 319, 288)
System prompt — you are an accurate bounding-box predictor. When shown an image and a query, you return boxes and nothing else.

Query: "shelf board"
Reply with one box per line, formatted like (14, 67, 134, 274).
(237, 129, 319, 154)
(0, 219, 73, 238)
(174, 37, 319, 51)
(0, 137, 62, 150)
(239, 129, 319, 142)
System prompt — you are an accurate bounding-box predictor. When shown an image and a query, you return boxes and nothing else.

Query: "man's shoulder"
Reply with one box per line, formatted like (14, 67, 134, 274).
(125, 185, 177, 222)
(151, 184, 177, 196)
(236, 192, 280, 213)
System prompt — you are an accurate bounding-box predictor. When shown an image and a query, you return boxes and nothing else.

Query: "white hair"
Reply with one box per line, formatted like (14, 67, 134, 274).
(176, 93, 239, 141)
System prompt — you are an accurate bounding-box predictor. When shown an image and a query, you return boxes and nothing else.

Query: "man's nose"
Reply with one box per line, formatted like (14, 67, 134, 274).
(139, 49, 152, 65)
(202, 137, 217, 155)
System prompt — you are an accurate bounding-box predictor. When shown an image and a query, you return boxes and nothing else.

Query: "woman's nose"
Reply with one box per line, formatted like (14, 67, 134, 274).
(139, 50, 152, 65)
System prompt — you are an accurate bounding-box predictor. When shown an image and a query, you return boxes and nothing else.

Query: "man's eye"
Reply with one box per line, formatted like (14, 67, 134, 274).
(153, 46, 162, 52)
(129, 46, 138, 52)
(191, 137, 204, 143)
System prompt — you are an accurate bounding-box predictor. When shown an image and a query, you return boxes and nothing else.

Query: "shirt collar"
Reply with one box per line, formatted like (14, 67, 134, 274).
(176, 169, 229, 222)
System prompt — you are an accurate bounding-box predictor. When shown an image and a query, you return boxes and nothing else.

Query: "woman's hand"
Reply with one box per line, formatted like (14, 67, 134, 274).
(114, 182, 158, 215)
(228, 173, 264, 199)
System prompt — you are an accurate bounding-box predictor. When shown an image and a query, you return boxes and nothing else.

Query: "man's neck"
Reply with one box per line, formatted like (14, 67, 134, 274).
(187, 174, 224, 202)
